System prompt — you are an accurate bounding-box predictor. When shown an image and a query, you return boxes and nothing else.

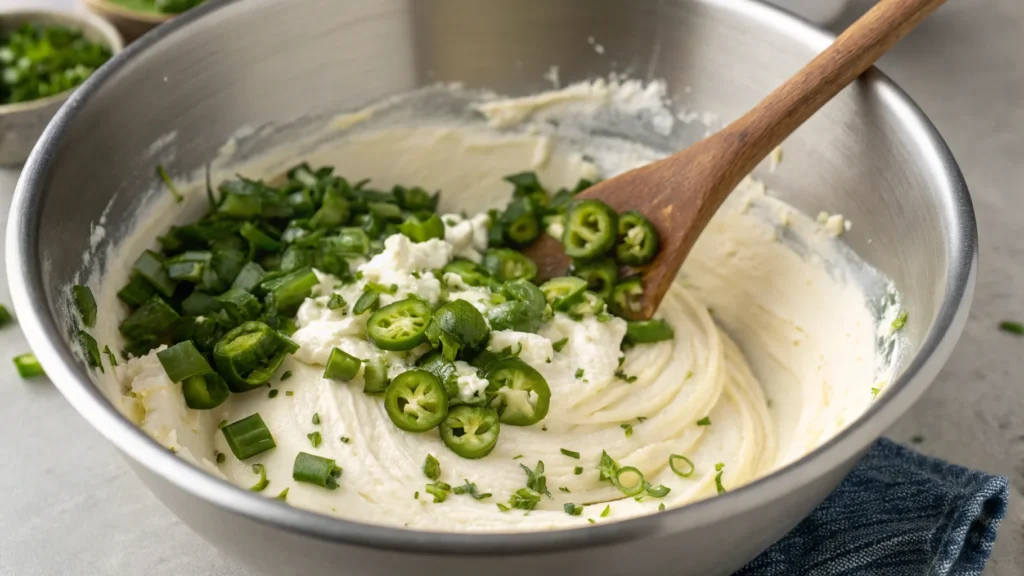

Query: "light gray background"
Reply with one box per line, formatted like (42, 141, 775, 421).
(1, 0, 1021, 574)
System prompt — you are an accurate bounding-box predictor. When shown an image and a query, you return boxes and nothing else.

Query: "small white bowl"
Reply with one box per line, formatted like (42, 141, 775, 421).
(0, 9, 123, 166)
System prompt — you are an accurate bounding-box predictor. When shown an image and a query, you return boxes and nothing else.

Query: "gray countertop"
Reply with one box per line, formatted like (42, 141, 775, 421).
(1, 0, 1021, 574)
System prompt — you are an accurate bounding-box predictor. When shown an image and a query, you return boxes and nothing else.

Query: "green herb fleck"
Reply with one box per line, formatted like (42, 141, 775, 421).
(327, 293, 347, 310)
(281, 370, 293, 381)
(891, 310, 908, 330)
(102, 345, 118, 367)
(559, 486, 571, 493)
(285, 390, 294, 396)
(560, 448, 581, 459)
(0, 304, 13, 327)
(312, 413, 321, 425)
(600, 505, 611, 518)
(573, 466, 583, 475)
(215, 451, 225, 464)
(307, 431, 322, 448)
(339, 436, 350, 444)
(512, 454, 524, 460)
(658, 503, 666, 511)
(276, 487, 289, 501)
(621, 423, 633, 438)
(268, 389, 279, 398)
(249, 463, 269, 492)
(552, 337, 569, 352)
(910, 435, 925, 444)
(614, 369, 638, 383)
(999, 321, 1023, 335)
(425, 481, 451, 503)
(423, 454, 441, 481)
(157, 165, 184, 203)
(714, 462, 726, 494)
(563, 503, 583, 516)
(452, 479, 492, 500)
(575, 368, 584, 379)
(696, 416, 711, 426)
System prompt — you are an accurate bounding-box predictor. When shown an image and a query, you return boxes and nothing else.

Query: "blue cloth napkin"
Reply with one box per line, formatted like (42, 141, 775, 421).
(736, 438, 1010, 576)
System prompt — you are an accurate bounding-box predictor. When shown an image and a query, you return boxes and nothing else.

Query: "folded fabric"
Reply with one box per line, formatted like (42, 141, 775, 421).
(736, 438, 1009, 576)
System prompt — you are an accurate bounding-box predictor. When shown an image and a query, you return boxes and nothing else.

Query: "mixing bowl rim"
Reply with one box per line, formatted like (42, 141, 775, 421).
(6, 0, 977, 556)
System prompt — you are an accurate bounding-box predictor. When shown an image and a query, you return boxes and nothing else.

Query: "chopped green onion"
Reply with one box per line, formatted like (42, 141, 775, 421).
(327, 294, 347, 310)
(222, 414, 276, 460)
(71, 285, 97, 327)
(76, 331, 103, 373)
(600, 505, 611, 518)
(312, 413, 321, 425)
(117, 275, 155, 308)
(560, 448, 580, 459)
(574, 466, 583, 475)
(891, 310, 908, 331)
(307, 431, 322, 447)
(620, 423, 633, 438)
(217, 288, 262, 323)
(624, 319, 675, 345)
(552, 337, 569, 352)
(280, 370, 293, 381)
(276, 487, 290, 500)
(658, 503, 666, 511)
(292, 452, 342, 489)
(697, 416, 711, 426)
(249, 463, 269, 492)
(231, 262, 266, 292)
(13, 353, 45, 378)
(339, 436, 350, 443)
(323, 347, 362, 381)
(558, 486, 571, 493)
(398, 213, 445, 243)
(644, 482, 671, 498)
(263, 267, 318, 316)
(715, 462, 727, 494)
(575, 368, 584, 379)
(285, 391, 294, 396)
(362, 355, 389, 393)
(157, 165, 184, 203)
(130, 250, 178, 298)
(612, 466, 645, 497)
(423, 454, 441, 481)
(268, 389, 279, 398)
(215, 452, 225, 464)
(0, 304, 12, 327)
(563, 503, 584, 516)
(998, 321, 1023, 335)
(669, 455, 695, 478)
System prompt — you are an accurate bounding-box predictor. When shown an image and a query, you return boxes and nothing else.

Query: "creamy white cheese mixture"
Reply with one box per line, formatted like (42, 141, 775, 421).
(93, 80, 898, 531)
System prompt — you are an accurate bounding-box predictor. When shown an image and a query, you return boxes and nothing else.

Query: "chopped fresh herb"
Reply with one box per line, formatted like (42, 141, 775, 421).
(285, 391, 294, 396)
(307, 431, 322, 448)
(588, 518, 595, 524)
(552, 337, 569, 352)
(276, 487, 290, 500)
(891, 310, 908, 331)
(644, 482, 671, 498)
(999, 321, 1024, 335)
(414, 491, 419, 499)
(218, 419, 227, 429)
(714, 462, 726, 494)
(910, 435, 925, 444)
(621, 423, 633, 438)
(312, 413, 321, 425)
(512, 454, 524, 460)
(575, 368, 584, 379)
(600, 505, 611, 518)
(280, 370, 293, 381)
(563, 503, 584, 516)
(658, 503, 665, 511)
(425, 481, 451, 503)
(636, 416, 647, 423)
(249, 463, 269, 492)
(685, 371, 693, 380)
(560, 448, 581, 459)
(871, 387, 881, 397)
(77, 331, 103, 372)
(14, 353, 45, 379)
(221, 414, 276, 460)
(156, 165, 184, 203)
(339, 436, 350, 443)
(102, 345, 118, 367)
(423, 454, 441, 481)
(268, 389, 279, 398)
(597, 450, 620, 482)
(0, 304, 12, 327)
(559, 486, 571, 493)
(0, 23, 112, 105)
(614, 369, 638, 383)
(573, 466, 583, 475)
(696, 416, 712, 426)
(452, 479, 492, 500)
(71, 285, 97, 327)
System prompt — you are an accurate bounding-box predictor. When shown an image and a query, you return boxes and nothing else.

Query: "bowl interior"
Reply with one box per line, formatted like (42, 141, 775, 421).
(9, 0, 974, 560)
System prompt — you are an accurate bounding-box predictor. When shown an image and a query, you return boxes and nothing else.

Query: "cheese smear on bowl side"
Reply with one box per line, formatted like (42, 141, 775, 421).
(91, 79, 901, 532)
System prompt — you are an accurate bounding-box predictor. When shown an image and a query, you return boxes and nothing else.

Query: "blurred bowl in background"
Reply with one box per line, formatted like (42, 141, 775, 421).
(0, 9, 123, 166)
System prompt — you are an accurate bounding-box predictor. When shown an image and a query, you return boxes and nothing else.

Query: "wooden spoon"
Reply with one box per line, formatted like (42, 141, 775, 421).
(525, 0, 946, 319)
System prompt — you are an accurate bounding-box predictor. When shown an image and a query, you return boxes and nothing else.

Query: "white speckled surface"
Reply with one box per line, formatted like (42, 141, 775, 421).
(1, 1, 1020, 574)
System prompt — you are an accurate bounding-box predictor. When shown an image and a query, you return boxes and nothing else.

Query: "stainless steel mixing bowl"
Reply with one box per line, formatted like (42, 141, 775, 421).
(6, 1, 976, 574)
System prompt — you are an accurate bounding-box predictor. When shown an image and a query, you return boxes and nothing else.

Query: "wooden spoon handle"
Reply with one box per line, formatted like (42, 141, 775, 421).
(707, 0, 947, 196)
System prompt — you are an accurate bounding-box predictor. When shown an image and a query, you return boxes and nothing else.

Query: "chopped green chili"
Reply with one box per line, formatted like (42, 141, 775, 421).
(367, 298, 432, 351)
(552, 337, 569, 352)
(293, 452, 342, 489)
(570, 258, 619, 300)
(616, 211, 660, 266)
(891, 310, 908, 331)
(362, 355, 389, 394)
(481, 249, 538, 283)
(610, 277, 644, 319)
(560, 448, 581, 459)
(426, 299, 490, 361)
(398, 213, 445, 242)
(76, 331, 103, 373)
(222, 414, 276, 460)
(213, 321, 299, 392)
(425, 481, 451, 503)
(0, 304, 12, 327)
(385, 370, 449, 432)
(999, 321, 1023, 335)
(612, 466, 645, 497)
(563, 200, 618, 259)
(323, 347, 362, 381)
(624, 319, 675, 345)
(715, 462, 727, 494)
